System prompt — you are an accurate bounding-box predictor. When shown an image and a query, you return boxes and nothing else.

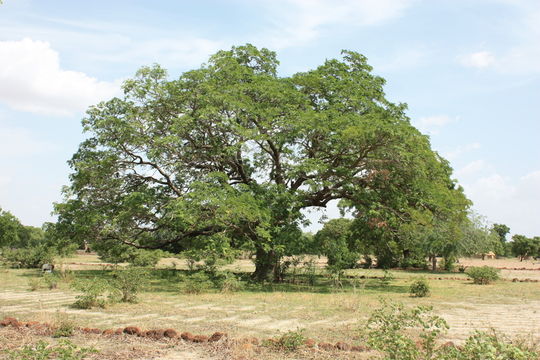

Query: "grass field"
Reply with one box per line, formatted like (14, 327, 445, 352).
(1, 255, 540, 359)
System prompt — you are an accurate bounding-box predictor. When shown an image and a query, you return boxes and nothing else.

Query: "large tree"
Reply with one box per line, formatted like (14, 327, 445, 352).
(56, 45, 469, 281)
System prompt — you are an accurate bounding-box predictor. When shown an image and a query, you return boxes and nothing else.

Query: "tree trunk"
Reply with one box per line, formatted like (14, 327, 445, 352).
(252, 248, 281, 282)
(432, 256, 437, 272)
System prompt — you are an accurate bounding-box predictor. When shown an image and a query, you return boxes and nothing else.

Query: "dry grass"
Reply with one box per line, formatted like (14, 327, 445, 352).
(1, 255, 539, 359)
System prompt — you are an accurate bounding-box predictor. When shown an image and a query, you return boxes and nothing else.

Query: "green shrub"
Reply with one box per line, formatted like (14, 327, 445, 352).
(465, 266, 500, 284)
(71, 277, 110, 309)
(28, 277, 42, 291)
(180, 272, 214, 294)
(43, 273, 59, 290)
(7, 339, 97, 360)
(409, 278, 430, 297)
(438, 330, 538, 360)
(302, 258, 317, 286)
(214, 271, 243, 293)
(363, 301, 538, 360)
(110, 267, 148, 303)
(52, 313, 76, 338)
(379, 269, 395, 286)
(128, 249, 164, 267)
(365, 301, 448, 360)
(265, 329, 306, 352)
(1, 245, 56, 269)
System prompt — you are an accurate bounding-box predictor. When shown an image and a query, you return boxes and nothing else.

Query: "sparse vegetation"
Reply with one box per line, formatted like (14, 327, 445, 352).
(71, 277, 111, 309)
(6, 339, 97, 360)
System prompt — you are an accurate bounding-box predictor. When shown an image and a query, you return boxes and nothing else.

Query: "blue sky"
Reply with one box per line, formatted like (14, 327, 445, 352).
(0, 0, 539, 237)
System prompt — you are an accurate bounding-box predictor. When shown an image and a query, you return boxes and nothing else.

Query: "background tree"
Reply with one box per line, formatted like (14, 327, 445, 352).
(0, 207, 21, 248)
(314, 218, 359, 271)
(56, 45, 470, 281)
(491, 223, 510, 256)
(511, 235, 539, 261)
(457, 211, 501, 260)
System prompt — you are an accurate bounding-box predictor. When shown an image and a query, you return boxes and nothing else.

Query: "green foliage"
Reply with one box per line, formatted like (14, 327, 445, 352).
(409, 278, 430, 297)
(1, 245, 56, 268)
(43, 273, 59, 290)
(458, 212, 501, 258)
(265, 329, 306, 352)
(56, 44, 470, 282)
(109, 267, 149, 303)
(366, 301, 449, 360)
(52, 313, 76, 338)
(364, 301, 538, 360)
(71, 277, 111, 309)
(465, 266, 500, 285)
(28, 277, 42, 291)
(214, 271, 244, 293)
(437, 331, 539, 360)
(6, 339, 97, 360)
(179, 272, 214, 294)
(315, 218, 360, 272)
(511, 235, 540, 260)
(379, 269, 395, 286)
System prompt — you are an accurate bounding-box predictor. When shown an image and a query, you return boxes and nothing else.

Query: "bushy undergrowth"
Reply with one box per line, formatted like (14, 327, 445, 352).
(109, 267, 149, 303)
(1, 245, 56, 269)
(214, 271, 244, 293)
(52, 313, 76, 338)
(264, 329, 306, 352)
(409, 278, 430, 297)
(6, 339, 97, 360)
(71, 277, 111, 309)
(364, 300, 538, 360)
(465, 266, 500, 284)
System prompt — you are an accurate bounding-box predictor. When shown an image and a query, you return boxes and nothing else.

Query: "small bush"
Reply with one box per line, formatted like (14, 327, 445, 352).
(71, 277, 110, 309)
(458, 265, 466, 273)
(365, 300, 448, 360)
(379, 269, 395, 286)
(363, 300, 538, 360)
(180, 272, 214, 294)
(265, 329, 306, 352)
(438, 330, 538, 360)
(214, 272, 243, 293)
(52, 313, 76, 338)
(28, 277, 42, 291)
(128, 249, 164, 267)
(466, 266, 500, 285)
(43, 273, 59, 290)
(409, 278, 430, 297)
(6, 339, 97, 360)
(110, 267, 148, 303)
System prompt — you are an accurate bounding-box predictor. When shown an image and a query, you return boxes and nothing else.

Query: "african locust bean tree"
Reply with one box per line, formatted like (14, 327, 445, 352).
(56, 45, 469, 281)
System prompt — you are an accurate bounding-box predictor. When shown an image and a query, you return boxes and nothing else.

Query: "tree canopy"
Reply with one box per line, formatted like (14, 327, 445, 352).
(56, 44, 470, 281)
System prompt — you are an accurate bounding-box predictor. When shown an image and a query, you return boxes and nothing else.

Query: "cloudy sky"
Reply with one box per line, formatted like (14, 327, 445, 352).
(0, 0, 539, 237)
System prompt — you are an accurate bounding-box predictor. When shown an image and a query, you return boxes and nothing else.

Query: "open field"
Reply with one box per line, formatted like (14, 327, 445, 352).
(1, 255, 540, 359)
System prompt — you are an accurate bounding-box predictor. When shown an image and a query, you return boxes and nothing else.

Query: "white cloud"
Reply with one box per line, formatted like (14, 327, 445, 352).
(463, 170, 540, 237)
(261, 0, 415, 49)
(458, 2, 540, 74)
(455, 159, 488, 178)
(444, 142, 481, 161)
(0, 38, 121, 116)
(458, 51, 496, 68)
(91, 37, 224, 69)
(414, 114, 459, 135)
